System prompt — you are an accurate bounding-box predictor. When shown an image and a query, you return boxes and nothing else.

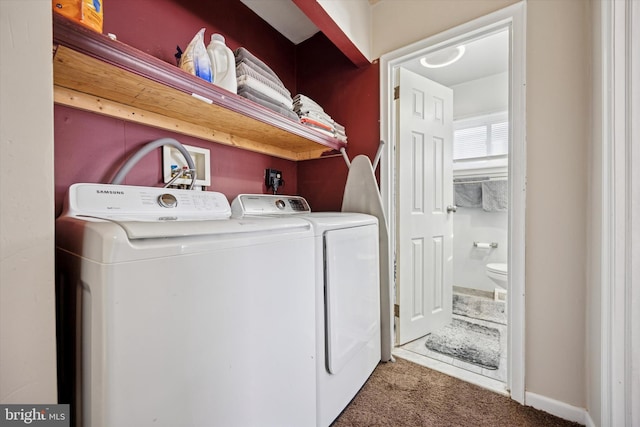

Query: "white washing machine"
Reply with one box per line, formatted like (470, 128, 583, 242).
(56, 184, 317, 427)
(231, 194, 381, 427)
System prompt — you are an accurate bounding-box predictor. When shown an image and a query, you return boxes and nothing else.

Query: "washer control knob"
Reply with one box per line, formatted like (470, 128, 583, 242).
(158, 193, 178, 208)
(275, 199, 286, 210)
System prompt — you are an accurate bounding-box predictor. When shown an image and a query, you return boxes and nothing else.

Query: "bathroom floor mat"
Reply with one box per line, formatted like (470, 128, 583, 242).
(424, 318, 500, 370)
(453, 292, 506, 325)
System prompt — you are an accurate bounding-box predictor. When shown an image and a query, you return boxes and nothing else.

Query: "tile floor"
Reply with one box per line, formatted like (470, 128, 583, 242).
(395, 287, 508, 395)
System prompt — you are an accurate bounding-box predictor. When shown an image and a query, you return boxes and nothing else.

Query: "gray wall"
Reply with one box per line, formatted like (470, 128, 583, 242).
(0, 1, 57, 403)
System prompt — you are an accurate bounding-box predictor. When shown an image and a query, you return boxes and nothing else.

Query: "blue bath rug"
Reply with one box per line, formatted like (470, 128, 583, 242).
(424, 319, 500, 370)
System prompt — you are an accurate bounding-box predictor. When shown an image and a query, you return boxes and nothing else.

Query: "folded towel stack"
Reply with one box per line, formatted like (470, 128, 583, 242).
(234, 47, 298, 121)
(293, 94, 348, 143)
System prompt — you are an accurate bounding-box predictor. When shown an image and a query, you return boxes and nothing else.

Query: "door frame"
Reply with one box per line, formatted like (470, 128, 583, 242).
(379, 2, 527, 403)
(599, 0, 639, 424)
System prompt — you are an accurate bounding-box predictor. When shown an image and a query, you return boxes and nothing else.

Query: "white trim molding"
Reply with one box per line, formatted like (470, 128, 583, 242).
(525, 392, 593, 426)
(600, 0, 639, 425)
(631, 3, 640, 425)
(379, 2, 527, 404)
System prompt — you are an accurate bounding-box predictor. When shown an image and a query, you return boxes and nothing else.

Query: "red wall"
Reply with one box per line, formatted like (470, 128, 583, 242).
(54, 106, 297, 215)
(54, 0, 298, 215)
(54, 0, 380, 215)
(102, 0, 297, 91)
(295, 33, 380, 212)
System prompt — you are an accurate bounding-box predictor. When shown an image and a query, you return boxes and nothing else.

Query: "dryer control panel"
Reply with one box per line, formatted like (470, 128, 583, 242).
(231, 194, 311, 217)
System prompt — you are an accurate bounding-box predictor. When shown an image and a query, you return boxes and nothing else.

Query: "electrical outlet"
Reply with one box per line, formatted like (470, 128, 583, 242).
(163, 144, 211, 187)
(265, 168, 283, 194)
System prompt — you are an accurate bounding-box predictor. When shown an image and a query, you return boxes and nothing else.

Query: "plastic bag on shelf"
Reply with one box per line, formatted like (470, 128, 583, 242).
(179, 28, 212, 83)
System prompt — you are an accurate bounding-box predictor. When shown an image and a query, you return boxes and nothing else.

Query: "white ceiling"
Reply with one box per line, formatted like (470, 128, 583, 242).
(240, 0, 319, 44)
(240, 1, 508, 87)
(400, 29, 509, 87)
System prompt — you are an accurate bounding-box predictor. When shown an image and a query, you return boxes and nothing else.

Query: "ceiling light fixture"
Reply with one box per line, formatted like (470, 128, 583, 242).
(420, 46, 466, 69)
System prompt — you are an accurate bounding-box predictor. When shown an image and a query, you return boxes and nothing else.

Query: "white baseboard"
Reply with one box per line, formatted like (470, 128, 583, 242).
(525, 392, 593, 425)
(584, 411, 596, 427)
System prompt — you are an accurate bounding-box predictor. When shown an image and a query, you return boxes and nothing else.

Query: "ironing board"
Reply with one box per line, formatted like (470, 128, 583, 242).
(341, 146, 394, 362)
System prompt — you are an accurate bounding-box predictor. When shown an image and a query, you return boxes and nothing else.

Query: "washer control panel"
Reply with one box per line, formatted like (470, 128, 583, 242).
(63, 183, 231, 219)
(158, 193, 178, 208)
(231, 194, 311, 217)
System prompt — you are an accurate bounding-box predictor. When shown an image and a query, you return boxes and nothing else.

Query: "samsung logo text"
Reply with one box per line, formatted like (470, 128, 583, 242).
(96, 190, 124, 195)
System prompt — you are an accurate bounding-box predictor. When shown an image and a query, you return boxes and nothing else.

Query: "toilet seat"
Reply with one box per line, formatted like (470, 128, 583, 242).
(486, 263, 508, 275)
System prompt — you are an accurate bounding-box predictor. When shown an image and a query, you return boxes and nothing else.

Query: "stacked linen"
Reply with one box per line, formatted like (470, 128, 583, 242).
(234, 47, 298, 121)
(293, 94, 348, 143)
(333, 122, 347, 143)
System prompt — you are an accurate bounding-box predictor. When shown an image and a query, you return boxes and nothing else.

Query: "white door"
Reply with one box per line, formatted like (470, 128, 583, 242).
(396, 67, 454, 345)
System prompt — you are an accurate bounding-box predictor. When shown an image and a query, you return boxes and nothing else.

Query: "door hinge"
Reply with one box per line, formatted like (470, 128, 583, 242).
(394, 304, 400, 317)
(393, 86, 399, 100)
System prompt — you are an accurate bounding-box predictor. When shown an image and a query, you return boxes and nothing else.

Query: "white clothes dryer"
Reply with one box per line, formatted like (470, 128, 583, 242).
(231, 194, 381, 427)
(56, 184, 317, 427)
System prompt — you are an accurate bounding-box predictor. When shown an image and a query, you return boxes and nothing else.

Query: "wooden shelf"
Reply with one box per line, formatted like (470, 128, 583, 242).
(52, 14, 346, 161)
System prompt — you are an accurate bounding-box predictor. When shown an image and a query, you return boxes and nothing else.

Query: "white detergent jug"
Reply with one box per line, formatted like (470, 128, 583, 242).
(207, 34, 237, 94)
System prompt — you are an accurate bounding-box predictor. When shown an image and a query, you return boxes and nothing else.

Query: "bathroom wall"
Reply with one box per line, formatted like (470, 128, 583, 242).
(453, 207, 508, 293)
(451, 72, 509, 293)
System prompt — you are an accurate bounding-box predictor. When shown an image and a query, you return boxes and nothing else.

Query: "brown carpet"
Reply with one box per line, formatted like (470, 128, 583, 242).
(331, 357, 582, 427)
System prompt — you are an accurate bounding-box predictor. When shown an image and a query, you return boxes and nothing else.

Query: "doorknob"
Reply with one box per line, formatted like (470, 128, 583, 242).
(447, 205, 457, 213)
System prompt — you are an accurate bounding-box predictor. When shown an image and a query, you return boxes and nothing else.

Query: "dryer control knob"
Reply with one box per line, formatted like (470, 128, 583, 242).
(275, 199, 286, 210)
(158, 193, 178, 208)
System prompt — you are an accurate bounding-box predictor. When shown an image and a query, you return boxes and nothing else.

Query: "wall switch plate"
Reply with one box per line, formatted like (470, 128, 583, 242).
(163, 144, 211, 187)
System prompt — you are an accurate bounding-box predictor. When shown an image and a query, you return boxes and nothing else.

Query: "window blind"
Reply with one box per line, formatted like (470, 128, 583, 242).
(453, 113, 508, 161)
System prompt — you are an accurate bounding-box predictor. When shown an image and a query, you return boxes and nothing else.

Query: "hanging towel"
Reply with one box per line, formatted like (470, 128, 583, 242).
(454, 183, 483, 208)
(482, 180, 508, 211)
(342, 155, 393, 363)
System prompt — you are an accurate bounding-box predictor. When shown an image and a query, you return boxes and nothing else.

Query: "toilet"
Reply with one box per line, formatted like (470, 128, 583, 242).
(486, 263, 508, 301)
